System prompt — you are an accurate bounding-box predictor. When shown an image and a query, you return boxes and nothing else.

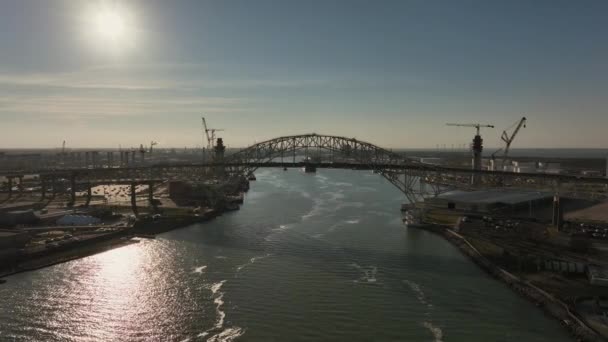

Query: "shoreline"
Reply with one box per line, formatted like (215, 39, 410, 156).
(414, 224, 605, 342)
(0, 208, 229, 280)
(0, 177, 249, 282)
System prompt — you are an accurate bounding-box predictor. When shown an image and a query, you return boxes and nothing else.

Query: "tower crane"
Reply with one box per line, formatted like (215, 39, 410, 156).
(446, 123, 495, 136)
(495, 116, 526, 170)
(446, 122, 495, 185)
(139, 143, 147, 162)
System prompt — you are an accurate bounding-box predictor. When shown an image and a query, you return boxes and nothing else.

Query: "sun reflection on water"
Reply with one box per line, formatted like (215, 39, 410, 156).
(70, 244, 147, 341)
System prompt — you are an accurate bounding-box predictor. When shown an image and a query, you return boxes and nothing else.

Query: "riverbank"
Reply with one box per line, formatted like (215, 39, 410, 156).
(0, 207, 235, 281)
(0, 231, 137, 278)
(415, 224, 605, 342)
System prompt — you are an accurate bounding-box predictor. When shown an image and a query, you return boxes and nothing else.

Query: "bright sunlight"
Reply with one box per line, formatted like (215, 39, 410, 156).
(84, 2, 136, 54)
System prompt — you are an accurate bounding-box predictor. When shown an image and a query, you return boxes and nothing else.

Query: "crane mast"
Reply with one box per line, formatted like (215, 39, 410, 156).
(149, 141, 158, 154)
(201, 117, 225, 162)
(446, 122, 495, 185)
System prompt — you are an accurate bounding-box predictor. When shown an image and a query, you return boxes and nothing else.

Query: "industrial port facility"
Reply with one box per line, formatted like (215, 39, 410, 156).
(2, 118, 608, 341)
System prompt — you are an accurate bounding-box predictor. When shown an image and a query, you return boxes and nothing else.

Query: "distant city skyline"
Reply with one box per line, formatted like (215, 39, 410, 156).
(1, 0, 607, 149)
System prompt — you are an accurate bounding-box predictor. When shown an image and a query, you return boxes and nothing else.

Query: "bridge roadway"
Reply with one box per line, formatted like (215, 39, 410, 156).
(2, 131, 608, 202)
(3, 161, 608, 184)
(3, 161, 608, 182)
(2, 161, 608, 202)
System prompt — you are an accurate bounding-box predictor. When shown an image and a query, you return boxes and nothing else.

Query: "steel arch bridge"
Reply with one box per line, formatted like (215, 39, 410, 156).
(223, 133, 446, 203)
(3, 134, 608, 204)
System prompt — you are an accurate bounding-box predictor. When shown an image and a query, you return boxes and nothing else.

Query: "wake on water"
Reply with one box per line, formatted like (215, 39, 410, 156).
(193, 266, 207, 274)
(199, 280, 245, 342)
(403, 279, 443, 342)
(235, 253, 272, 273)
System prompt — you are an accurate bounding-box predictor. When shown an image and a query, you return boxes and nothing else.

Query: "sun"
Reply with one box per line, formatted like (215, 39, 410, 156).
(84, 3, 136, 54)
(92, 9, 127, 42)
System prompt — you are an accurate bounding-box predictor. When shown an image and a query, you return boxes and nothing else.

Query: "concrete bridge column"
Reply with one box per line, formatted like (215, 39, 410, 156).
(51, 176, 57, 198)
(7, 177, 13, 198)
(17, 176, 23, 193)
(70, 173, 77, 205)
(130, 182, 138, 216)
(85, 183, 92, 207)
(552, 194, 561, 228)
(40, 177, 46, 199)
(148, 181, 155, 208)
(107, 152, 113, 168)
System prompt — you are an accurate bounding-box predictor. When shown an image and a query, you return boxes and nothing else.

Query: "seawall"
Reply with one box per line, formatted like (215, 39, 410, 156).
(415, 224, 604, 342)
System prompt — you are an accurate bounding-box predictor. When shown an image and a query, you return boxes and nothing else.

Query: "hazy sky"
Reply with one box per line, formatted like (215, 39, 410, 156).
(1, 0, 607, 149)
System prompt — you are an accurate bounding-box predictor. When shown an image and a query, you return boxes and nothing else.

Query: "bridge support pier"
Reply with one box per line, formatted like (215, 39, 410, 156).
(17, 176, 23, 194)
(85, 183, 92, 207)
(552, 194, 562, 228)
(40, 177, 46, 199)
(148, 181, 155, 209)
(70, 174, 76, 205)
(7, 177, 13, 198)
(130, 182, 139, 217)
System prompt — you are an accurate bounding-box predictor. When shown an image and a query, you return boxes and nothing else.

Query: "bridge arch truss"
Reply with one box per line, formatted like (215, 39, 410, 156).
(224, 133, 441, 203)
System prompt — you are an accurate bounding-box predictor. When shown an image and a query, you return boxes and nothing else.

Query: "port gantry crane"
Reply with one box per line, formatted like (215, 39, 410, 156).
(494, 116, 527, 170)
(446, 122, 495, 185)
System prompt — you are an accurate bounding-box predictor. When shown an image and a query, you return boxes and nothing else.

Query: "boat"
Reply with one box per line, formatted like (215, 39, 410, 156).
(247, 173, 256, 181)
(303, 164, 317, 173)
(302, 156, 317, 173)
(402, 207, 426, 228)
(283, 167, 288, 171)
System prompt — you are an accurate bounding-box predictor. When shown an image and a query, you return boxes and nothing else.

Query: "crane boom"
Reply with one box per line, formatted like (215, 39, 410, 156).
(446, 123, 495, 135)
(202, 117, 212, 148)
(445, 122, 495, 184)
(500, 116, 527, 169)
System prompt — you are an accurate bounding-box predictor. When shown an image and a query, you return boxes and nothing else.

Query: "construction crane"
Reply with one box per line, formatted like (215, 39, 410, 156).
(496, 116, 527, 170)
(149, 141, 158, 153)
(446, 123, 495, 136)
(202, 117, 225, 162)
(202, 117, 211, 149)
(139, 144, 147, 162)
(202, 116, 225, 150)
(446, 122, 495, 185)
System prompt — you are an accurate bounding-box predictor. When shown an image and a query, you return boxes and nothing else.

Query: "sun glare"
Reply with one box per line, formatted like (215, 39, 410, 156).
(93, 9, 126, 41)
(84, 3, 135, 54)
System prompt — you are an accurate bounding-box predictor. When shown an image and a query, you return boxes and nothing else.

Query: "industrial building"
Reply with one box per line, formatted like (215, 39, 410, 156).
(587, 265, 608, 287)
(427, 189, 553, 214)
(0, 210, 39, 227)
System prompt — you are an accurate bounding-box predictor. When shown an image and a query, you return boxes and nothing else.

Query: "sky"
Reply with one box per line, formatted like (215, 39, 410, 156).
(0, 0, 607, 149)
